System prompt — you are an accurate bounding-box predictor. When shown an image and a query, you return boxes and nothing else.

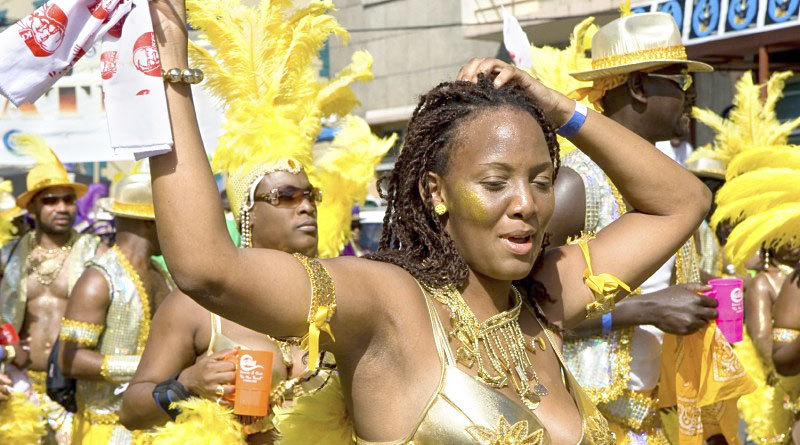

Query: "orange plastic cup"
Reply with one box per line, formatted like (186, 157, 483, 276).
(231, 349, 273, 417)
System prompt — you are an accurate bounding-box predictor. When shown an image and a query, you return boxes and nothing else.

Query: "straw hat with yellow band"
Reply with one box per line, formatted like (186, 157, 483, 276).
(12, 133, 87, 208)
(568, 12, 713, 110)
(105, 173, 155, 221)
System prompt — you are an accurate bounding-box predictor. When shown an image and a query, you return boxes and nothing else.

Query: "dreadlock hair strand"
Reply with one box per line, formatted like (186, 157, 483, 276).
(367, 74, 560, 310)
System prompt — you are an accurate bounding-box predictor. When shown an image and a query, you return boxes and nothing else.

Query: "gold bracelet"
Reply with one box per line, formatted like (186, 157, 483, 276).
(59, 317, 104, 347)
(292, 254, 336, 372)
(161, 68, 204, 84)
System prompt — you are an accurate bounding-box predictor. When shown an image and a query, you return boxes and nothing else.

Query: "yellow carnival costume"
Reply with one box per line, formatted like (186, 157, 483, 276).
(525, 8, 751, 444)
(691, 71, 800, 444)
(147, 0, 394, 443)
(59, 172, 172, 445)
(0, 179, 24, 247)
(0, 134, 102, 445)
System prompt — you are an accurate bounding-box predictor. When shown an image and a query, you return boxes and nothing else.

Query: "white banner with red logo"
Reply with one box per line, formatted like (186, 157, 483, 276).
(0, 0, 172, 159)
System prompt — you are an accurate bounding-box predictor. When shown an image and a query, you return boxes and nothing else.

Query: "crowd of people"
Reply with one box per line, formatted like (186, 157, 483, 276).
(0, 0, 798, 444)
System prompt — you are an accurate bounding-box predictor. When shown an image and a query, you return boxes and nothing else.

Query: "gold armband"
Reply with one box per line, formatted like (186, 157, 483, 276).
(59, 317, 104, 347)
(100, 355, 140, 384)
(575, 239, 631, 319)
(293, 254, 336, 372)
(773, 328, 800, 343)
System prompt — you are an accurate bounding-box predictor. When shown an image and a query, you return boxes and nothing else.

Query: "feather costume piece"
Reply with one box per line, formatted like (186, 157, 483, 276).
(689, 71, 800, 171)
(525, 17, 598, 156)
(146, 398, 246, 445)
(273, 374, 353, 445)
(0, 391, 47, 443)
(0, 180, 20, 247)
(698, 71, 800, 271)
(187, 0, 375, 225)
(314, 116, 396, 258)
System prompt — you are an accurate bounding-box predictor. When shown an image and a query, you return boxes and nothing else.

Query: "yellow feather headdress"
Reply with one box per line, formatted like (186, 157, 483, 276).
(188, 0, 372, 221)
(189, 0, 389, 257)
(699, 71, 800, 270)
(525, 17, 598, 156)
(314, 116, 396, 257)
(688, 71, 800, 173)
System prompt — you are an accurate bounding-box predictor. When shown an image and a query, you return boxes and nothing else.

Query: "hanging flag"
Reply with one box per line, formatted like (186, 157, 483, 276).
(501, 5, 532, 69)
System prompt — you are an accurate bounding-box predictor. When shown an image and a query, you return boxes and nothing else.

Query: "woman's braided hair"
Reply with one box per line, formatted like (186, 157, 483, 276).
(367, 74, 560, 310)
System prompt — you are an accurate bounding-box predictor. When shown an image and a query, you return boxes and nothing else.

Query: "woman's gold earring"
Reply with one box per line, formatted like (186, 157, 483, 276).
(434, 203, 448, 215)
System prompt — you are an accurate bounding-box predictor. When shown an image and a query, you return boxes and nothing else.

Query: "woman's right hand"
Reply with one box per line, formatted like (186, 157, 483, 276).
(177, 349, 236, 402)
(0, 373, 11, 403)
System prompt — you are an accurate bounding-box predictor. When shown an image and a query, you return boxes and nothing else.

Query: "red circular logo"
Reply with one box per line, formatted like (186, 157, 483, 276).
(132, 32, 161, 77)
(18, 3, 68, 57)
(100, 51, 118, 80)
(88, 0, 116, 21)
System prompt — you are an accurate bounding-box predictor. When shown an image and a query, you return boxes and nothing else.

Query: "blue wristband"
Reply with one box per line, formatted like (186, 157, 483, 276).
(0, 346, 4, 362)
(556, 101, 588, 138)
(601, 312, 612, 335)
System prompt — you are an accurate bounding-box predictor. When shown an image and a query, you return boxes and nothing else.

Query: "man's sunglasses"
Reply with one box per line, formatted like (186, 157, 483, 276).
(254, 186, 322, 208)
(39, 194, 76, 206)
(648, 71, 693, 92)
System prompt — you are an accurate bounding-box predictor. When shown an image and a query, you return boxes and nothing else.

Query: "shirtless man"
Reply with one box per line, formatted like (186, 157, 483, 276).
(0, 134, 102, 444)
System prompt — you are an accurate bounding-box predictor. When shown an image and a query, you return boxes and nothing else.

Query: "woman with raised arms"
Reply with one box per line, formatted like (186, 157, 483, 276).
(146, 0, 710, 443)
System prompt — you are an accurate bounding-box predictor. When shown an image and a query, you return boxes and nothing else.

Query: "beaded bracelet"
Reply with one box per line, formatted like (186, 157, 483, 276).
(161, 68, 205, 85)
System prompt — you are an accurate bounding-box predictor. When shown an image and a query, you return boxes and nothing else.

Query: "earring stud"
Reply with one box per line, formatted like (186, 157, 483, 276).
(434, 203, 447, 215)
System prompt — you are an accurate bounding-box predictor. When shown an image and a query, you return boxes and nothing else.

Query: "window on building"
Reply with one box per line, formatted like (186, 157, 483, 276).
(776, 77, 800, 144)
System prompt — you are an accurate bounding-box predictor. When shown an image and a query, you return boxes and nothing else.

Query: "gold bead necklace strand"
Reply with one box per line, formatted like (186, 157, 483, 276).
(424, 283, 548, 410)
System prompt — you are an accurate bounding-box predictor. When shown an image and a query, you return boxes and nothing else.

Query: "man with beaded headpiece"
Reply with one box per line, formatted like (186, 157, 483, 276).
(0, 133, 103, 444)
(693, 70, 800, 445)
(531, 7, 753, 444)
(118, 0, 393, 443)
(55, 168, 173, 444)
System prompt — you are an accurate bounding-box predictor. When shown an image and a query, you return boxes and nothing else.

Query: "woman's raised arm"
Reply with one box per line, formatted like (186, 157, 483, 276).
(146, 0, 383, 345)
(458, 59, 710, 326)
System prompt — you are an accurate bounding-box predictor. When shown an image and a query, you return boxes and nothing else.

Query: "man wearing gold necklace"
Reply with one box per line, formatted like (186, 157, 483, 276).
(57, 171, 173, 444)
(0, 134, 102, 444)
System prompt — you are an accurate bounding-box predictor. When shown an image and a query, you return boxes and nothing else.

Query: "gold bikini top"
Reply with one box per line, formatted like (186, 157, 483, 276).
(355, 287, 613, 445)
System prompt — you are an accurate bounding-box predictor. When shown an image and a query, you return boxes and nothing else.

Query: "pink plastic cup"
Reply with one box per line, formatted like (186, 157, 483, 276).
(704, 278, 744, 343)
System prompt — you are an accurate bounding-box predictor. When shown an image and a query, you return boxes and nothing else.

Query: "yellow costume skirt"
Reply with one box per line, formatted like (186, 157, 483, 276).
(71, 410, 144, 444)
(734, 330, 800, 444)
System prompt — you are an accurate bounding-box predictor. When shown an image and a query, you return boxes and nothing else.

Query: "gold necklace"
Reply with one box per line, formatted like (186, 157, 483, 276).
(27, 233, 76, 287)
(112, 245, 152, 354)
(423, 283, 548, 410)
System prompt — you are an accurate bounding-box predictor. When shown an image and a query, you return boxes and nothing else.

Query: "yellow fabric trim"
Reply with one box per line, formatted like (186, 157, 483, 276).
(591, 45, 687, 70)
(599, 389, 660, 431)
(293, 254, 336, 372)
(59, 317, 103, 347)
(111, 201, 155, 219)
(100, 354, 140, 384)
(82, 411, 120, 425)
(773, 328, 800, 343)
(577, 240, 631, 319)
(568, 74, 629, 112)
(112, 245, 152, 354)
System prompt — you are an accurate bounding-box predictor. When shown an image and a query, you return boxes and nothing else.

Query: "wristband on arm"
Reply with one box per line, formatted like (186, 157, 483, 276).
(152, 371, 190, 420)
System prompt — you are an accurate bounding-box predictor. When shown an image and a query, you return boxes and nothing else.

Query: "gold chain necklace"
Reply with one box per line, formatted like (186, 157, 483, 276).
(27, 233, 76, 287)
(112, 245, 152, 354)
(423, 283, 548, 410)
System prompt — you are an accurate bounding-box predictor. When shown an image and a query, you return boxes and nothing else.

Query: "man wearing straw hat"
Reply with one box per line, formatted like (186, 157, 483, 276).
(57, 171, 173, 444)
(0, 134, 102, 444)
(549, 11, 752, 445)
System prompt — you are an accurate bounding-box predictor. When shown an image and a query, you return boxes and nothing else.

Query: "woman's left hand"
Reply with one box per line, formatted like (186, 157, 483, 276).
(456, 58, 574, 127)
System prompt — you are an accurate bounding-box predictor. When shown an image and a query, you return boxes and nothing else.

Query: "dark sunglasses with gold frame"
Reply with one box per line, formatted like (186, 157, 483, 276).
(254, 185, 322, 208)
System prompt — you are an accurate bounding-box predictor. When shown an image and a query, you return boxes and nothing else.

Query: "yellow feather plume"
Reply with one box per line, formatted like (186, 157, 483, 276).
(146, 398, 247, 445)
(314, 116, 396, 258)
(723, 203, 800, 273)
(726, 145, 800, 178)
(712, 168, 800, 226)
(187, 0, 374, 222)
(273, 374, 353, 445)
(11, 133, 61, 166)
(688, 71, 800, 171)
(0, 391, 47, 443)
(619, 0, 632, 17)
(525, 17, 598, 156)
